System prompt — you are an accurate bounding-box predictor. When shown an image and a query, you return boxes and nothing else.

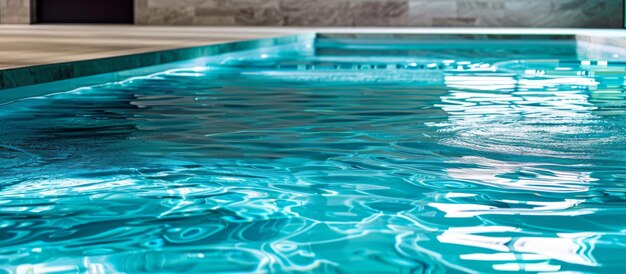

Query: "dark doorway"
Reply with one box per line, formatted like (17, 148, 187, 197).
(36, 0, 134, 24)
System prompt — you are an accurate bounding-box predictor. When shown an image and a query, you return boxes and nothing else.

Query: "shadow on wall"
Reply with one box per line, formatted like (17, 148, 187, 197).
(0, 0, 624, 28)
(36, 0, 133, 24)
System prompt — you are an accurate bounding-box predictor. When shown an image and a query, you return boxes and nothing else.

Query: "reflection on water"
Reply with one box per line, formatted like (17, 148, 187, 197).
(438, 227, 600, 271)
(445, 156, 594, 193)
(1, 38, 626, 273)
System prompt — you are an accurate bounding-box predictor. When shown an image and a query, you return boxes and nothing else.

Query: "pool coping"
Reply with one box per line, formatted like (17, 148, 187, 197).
(2, 32, 626, 92)
(316, 33, 626, 49)
(0, 33, 315, 90)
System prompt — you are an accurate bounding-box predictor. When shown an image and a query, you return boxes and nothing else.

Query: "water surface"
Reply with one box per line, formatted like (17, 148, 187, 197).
(1, 37, 626, 273)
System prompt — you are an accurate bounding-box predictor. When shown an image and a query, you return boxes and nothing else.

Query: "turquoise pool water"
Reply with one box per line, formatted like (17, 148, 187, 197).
(1, 36, 626, 273)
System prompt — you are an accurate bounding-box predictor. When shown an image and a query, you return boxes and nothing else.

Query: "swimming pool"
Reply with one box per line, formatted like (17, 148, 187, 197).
(1, 34, 626, 273)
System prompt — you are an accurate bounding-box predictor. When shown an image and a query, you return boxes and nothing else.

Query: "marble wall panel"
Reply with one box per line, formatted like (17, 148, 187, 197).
(135, 0, 624, 28)
(0, 0, 623, 28)
(280, 0, 353, 26)
(0, 0, 32, 24)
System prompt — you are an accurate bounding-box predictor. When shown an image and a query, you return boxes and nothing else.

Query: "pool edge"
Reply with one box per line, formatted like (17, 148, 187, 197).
(0, 33, 315, 90)
(2, 32, 624, 91)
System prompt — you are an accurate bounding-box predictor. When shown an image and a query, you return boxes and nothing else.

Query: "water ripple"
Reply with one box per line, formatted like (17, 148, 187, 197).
(1, 38, 626, 273)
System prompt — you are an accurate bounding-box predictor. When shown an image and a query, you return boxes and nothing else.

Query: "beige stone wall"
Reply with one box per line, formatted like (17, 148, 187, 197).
(134, 0, 624, 28)
(0, 0, 32, 24)
(0, 0, 623, 28)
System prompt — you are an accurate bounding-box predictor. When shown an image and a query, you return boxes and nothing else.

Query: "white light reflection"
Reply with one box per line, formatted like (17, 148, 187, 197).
(493, 262, 561, 272)
(445, 75, 519, 91)
(461, 253, 548, 261)
(430, 73, 603, 194)
(446, 156, 593, 193)
(192, 66, 208, 72)
(429, 198, 591, 218)
(444, 75, 598, 91)
(437, 226, 519, 252)
(438, 227, 601, 271)
(513, 233, 600, 266)
(1, 178, 137, 198)
(425, 66, 607, 272)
